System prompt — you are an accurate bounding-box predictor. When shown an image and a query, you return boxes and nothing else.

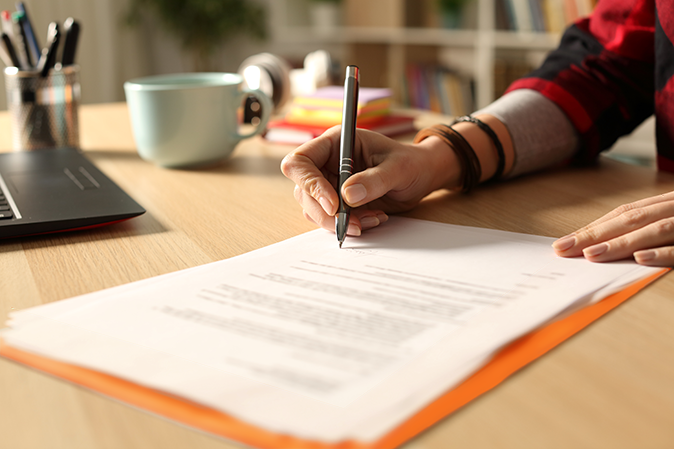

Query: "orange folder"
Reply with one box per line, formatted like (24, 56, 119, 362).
(0, 269, 667, 449)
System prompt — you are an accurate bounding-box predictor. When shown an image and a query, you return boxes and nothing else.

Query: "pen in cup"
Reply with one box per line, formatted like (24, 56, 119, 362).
(15, 3, 41, 66)
(37, 22, 59, 77)
(1, 11, 14, 41)
(9, 11, 29, 68)
(60, 18, 80, 66)
(336, 65, 359, 248)
(1, 32, 20, 67)
(0, 36, 11, 66)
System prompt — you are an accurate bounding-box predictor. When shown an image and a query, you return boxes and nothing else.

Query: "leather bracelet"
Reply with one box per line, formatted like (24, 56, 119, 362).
(414, 124, 481, 193)
(451, 115, 506, 181)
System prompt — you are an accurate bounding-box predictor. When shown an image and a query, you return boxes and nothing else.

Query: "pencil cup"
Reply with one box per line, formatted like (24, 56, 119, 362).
(4, 65, 80, 151)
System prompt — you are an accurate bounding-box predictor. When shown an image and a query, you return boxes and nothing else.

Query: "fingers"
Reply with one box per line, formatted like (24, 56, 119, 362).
(340, 139, 428, 209)
(281, 126, 342, 217)
(293, 178, 388, 236)
(353, 208, 390, 231)
(293, 184, 344, 232)
(553, 192, 674, 266)
(343, 159, 409, 207)
(634, 246, 674, 266)
(580, 218, 674, 263)
(282, 128, 415, 236)
(578, 191, 674, 230)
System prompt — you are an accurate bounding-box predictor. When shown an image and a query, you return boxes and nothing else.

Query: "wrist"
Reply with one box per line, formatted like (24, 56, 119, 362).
(413, 115, 515, 193)
(452, 114, 515, 181)
(413, 135, 462, 191)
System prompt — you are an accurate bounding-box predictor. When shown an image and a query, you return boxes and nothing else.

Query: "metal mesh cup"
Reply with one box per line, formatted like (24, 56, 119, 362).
(4, 65, 81, 151)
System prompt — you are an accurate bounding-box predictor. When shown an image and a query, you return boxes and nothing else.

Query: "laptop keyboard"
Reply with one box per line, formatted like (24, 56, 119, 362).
(0, 186, 13, 219)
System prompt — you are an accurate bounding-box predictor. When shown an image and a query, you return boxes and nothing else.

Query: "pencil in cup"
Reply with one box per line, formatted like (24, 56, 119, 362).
(4, 65, 80, 151)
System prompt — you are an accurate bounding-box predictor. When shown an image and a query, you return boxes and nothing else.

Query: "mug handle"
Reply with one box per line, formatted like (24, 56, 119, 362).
(235, 88, 272, 140)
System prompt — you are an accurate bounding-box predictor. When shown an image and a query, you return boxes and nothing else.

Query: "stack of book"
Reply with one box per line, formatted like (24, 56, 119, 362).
(264, 86, 416, 145)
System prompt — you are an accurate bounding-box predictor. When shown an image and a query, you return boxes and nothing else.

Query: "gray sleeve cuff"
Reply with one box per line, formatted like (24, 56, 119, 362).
(474, 89, 579, 178)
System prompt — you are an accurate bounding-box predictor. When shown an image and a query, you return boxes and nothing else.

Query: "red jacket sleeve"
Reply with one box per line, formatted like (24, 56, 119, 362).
(506, 0, 656, 165)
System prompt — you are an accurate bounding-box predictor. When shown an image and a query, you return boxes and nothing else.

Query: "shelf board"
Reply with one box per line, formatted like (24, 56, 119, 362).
(491, 31, 562, 50)
(275, 26, 562, 51)
(275, 26, 479, 47)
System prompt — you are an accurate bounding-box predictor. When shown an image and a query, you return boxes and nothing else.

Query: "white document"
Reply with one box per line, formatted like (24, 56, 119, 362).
(2, 217, 662, 442)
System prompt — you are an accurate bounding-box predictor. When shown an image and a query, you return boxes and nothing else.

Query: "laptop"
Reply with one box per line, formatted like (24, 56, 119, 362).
(0, 147, 145, 239)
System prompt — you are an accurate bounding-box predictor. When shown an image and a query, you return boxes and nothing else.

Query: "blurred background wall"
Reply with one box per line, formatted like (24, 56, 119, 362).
(0, 0, 306, 110)
(0, 0, 655, 165)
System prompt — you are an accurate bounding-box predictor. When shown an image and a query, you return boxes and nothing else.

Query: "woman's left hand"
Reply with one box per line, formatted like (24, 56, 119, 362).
(552, 191, 674, 266)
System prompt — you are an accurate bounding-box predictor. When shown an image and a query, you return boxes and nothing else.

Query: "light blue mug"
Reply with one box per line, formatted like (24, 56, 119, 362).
(124, 72, 271, 168)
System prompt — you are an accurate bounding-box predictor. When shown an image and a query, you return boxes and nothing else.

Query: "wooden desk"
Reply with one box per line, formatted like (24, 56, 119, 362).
(1, 103, 673, 449)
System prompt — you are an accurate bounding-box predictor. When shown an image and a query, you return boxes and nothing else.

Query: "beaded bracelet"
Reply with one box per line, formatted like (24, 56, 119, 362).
(451, 115, 506, 181)
(413, 124, 481, 193)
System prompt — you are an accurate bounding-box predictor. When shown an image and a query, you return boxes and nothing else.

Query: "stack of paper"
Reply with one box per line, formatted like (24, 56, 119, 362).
(0, 217, 665, 447)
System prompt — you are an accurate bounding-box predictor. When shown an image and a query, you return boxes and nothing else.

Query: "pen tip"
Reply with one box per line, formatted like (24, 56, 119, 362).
(339, 241, 343, 249)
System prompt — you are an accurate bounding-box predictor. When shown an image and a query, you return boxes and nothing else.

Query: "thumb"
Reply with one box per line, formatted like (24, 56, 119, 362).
(341, 158, 408, 207)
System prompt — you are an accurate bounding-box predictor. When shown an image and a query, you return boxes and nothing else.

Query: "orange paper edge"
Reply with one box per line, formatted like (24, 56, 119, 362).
(0, 269, 668, 449)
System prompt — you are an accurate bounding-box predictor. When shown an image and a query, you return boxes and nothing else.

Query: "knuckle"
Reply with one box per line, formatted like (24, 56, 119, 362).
(280, 153, 295, 177)
(613, 202, 637, 217)
(652, 218, 674, 236)
(620, 208, 647, 227)
(580, 227, 602, 242)
(301, 175, 323, 200)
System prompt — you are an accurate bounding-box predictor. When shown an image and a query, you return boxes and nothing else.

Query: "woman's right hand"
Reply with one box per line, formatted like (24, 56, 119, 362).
(280, 126, 460, 236)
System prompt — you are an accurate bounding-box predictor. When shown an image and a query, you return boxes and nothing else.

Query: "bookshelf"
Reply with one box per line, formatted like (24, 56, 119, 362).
(269, 0, 575, 110)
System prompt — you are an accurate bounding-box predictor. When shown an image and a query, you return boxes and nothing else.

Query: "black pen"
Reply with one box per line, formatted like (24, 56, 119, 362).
(336, 65, 359, 248)
(37, 22, 59, 77)
(1, 32, 20, 67)
(0, 38, 11, 66)
(60, 18, 80, 66)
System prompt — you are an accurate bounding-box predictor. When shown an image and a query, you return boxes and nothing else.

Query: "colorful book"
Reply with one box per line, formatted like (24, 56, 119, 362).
(291, 86, 392, 109)
(286, 86, 393, 127)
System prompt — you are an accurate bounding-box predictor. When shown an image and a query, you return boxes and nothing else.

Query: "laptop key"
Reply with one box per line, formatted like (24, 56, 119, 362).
(0, 211, 12, 219)
(0, 205, 9, 211)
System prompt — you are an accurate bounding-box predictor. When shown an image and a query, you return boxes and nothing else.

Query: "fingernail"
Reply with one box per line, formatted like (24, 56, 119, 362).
(360, 216, 380, 229)
(344, 184, 367, 204)
(583, 242, 608, 257)
(377, 212, 389, 223)
(552, 235, 576, 252)
(347, 223, 361, 236)
(634, 250, 656, 262)
(319, 197, 333, 215)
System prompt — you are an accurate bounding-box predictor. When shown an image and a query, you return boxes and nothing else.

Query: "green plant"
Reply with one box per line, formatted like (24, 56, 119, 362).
(126, 0, 267, 71)
(438, 0, 470, 13)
